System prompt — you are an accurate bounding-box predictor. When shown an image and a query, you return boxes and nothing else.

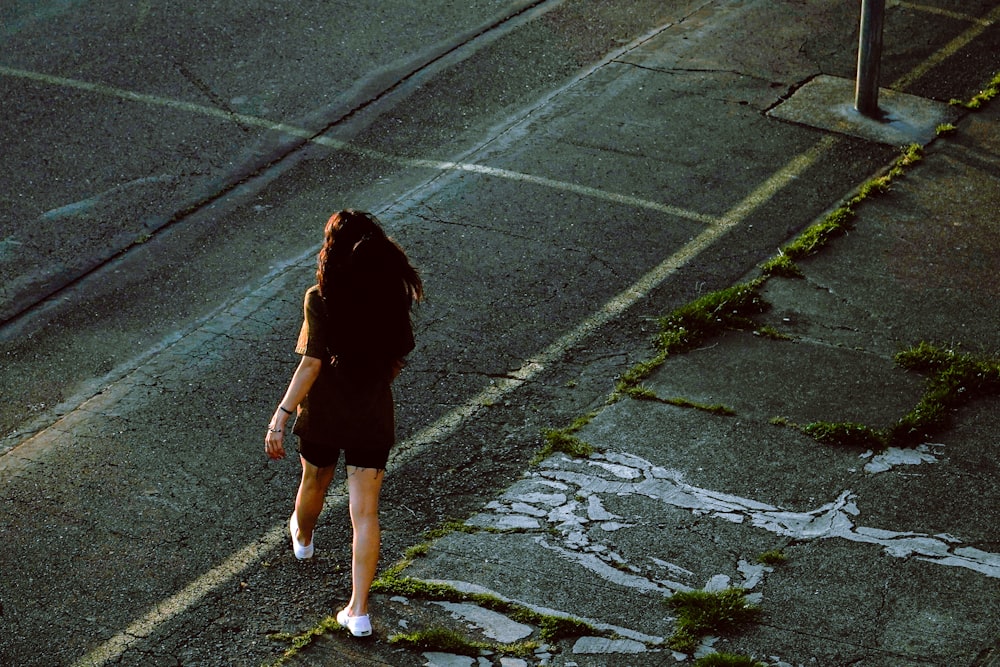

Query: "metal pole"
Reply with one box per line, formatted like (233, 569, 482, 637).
(855, 0, 886, 118)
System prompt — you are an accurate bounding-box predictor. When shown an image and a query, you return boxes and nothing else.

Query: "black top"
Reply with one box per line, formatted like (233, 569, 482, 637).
(291, 284, 414, 448)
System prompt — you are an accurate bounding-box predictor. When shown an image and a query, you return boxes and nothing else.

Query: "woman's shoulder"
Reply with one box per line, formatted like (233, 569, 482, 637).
(302, 284, 326, 318)
(303, 284, 323, 305)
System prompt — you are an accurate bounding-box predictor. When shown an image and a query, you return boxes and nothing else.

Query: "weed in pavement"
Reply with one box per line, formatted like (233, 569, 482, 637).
(756, 549, 787, 566)
(666, 588, 761, 653)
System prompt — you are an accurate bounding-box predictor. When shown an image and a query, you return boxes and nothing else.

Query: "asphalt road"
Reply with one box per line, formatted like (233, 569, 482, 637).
(2, 1, 997, 665)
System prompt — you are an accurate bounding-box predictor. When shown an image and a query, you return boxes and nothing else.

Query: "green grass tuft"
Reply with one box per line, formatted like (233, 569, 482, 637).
(885, 342, 1000, 447)
(801, 421, 885, 449)
(659, 280, 767, 345)
(389, 627, 485, 656)
(666, 588, 761, 653)
(781, 206, 855, 260)
(533, 412, 598, 463)
(754, 325, 792, 341)
(757, 549, 787, 565)
(265, 616, 342, 666)
(770, 343, 1000, 451)
(951, 70, 1000, 109)
(760, 252, 803, 278)
(662, 396, 736, 416)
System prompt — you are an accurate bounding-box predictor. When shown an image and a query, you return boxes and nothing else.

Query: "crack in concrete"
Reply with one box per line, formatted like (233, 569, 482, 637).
(413, 209, 550, 245)
(175, 61, 253, 134)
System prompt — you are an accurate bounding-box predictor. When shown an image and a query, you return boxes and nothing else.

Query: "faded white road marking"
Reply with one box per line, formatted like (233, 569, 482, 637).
(1, 64, 710, 223)
(892, 1, 996, 27)
(72, 526, 288, 667)
(890, 3, 1000, 91)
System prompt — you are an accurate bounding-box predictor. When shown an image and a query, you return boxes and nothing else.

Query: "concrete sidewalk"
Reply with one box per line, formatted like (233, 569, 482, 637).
(285, 36, 1000, 667)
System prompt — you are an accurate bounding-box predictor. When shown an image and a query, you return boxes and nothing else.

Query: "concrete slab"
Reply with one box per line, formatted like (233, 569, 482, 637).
(769, 75, 961, 146)
(639, 330, 925, 429)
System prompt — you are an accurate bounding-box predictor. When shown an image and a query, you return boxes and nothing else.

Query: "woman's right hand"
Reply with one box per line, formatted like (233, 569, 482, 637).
(265, 413, 287, 460)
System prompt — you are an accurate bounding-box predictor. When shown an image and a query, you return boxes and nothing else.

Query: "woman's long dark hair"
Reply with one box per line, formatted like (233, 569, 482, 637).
(316, 210, 423, 368)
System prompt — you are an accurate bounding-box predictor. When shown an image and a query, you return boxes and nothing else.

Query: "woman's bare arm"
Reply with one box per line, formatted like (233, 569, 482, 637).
(265, 355, 323, 460)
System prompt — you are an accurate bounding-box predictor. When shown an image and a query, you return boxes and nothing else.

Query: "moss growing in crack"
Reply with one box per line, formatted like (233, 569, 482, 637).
(801, 420, 884, 449)
(265, 615, 342, 666)
(534, 412, 597, 463)
(663, 397, 736, 416)
(538, 428, 594, 461)
(389, 627, 538, 658)
(371, 573, 456, 598)
(659, 280, 768, 346)
(951, 70, 1000, 109)
(613, 354, 669, 401)
(760, 251, 803, 278)
(666, 588, 761, 653)
(757, 549, 787, 565)
(886, 342, 1000, 446)
(771, 343, 1000, 450)
(404, 542, 430, 559)
(874, 142, 923, 184)
(532, 614, 599, 642)
(754, 325, 792, 341)
(767, 143, 923, 274)
(781, 206, 856, 261)
(612, 281, 767, 403)
(389, 627, 483, 655)
(622, 385, 736, 416)
(770, 416, 887, 450)
(622, 384, 659, 401)
(373, 574, 601, 645)
(423, 519, 484, 541)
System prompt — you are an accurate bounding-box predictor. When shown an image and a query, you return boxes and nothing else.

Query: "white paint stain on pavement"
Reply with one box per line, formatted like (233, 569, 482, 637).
(431, 602, 533, 643)
(861, 443, 942, 474)
(473, 451, 1000, 579)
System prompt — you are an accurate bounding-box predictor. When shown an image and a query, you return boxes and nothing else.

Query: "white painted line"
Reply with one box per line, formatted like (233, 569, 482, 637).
(892, 1, 996, 27)
(0, 65, 710, 222)
(73, 527, 285, 667)
(396, 158, 719, 224)
(890, 3, 1000, 91)
(0, 65, 319, 139)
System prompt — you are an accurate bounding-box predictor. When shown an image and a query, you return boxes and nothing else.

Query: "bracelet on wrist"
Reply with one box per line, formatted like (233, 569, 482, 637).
(268, 427, 282, 433)
(278, 405, 294, 415)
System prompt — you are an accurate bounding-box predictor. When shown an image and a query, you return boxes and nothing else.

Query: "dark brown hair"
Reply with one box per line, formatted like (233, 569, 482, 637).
(317, 209, 423, 303)
(315, 210, 423, 366)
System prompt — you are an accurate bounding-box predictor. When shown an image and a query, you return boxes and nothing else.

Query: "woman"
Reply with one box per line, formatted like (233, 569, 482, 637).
(265, 209, 423, 637)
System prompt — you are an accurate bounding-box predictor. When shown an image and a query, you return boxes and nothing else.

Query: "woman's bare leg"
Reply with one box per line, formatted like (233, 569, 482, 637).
(344, 465, 385, 617)
(294, 456, 336, 546)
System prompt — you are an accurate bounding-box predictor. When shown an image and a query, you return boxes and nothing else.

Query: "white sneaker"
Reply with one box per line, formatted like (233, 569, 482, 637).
(337, 608, 372, 637)
(288, 512, 314, 560)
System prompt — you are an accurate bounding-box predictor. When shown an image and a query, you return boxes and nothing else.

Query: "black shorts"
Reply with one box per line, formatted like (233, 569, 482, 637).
(298, 438, 392, 470)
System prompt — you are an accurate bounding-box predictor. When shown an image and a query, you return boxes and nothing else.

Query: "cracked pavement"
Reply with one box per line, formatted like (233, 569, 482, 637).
(2, 1, 1000, 666)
